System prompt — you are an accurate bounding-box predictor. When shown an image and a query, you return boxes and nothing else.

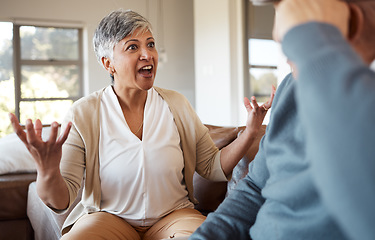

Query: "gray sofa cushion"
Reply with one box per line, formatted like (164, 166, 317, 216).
(27, 182, 82, 240)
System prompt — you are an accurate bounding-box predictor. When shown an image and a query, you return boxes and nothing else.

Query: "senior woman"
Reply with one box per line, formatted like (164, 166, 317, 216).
(9, 9, 274, 240)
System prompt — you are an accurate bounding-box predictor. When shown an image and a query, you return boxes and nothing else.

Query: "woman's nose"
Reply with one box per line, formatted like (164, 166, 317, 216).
(139, 48, 152, 61)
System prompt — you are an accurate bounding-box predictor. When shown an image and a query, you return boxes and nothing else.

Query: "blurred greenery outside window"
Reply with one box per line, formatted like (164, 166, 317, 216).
(0, 22, 83, 138)
(249, 38, 278, 103)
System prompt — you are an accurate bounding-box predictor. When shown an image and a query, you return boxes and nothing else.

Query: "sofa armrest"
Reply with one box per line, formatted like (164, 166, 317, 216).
(0, 172, 37, 221)
(27, 181, 82, 240)
(0, 172, 36, 240)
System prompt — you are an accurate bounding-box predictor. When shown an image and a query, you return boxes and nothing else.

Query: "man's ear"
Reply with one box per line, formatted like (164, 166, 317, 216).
(348, 3, 364, 43)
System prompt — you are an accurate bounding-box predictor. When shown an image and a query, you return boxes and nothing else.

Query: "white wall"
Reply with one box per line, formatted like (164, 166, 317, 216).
(0, 0, 196, 106)
(194, 0, 246, 126)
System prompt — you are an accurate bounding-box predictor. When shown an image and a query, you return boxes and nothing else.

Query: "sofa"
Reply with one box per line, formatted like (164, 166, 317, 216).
(0, 124, 266, 240)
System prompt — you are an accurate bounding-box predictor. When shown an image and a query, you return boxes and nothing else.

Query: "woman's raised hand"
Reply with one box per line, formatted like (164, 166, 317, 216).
(243, 85, 276, 136)
(8, 113, 72, 175)
(219, 85, 276, 175)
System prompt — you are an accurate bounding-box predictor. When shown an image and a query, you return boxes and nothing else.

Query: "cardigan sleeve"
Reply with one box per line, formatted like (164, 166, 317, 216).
(59, 107, 86, 210)
(57, 89, 103, 213)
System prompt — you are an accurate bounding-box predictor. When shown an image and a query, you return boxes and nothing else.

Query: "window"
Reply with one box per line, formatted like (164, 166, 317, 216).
(249, 38, 278, 102)
(246, 3, 288, 103)
(0, 22, 83, 137)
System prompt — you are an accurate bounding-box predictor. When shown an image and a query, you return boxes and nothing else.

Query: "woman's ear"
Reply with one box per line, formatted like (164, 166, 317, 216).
(101, 57, 114, 74)
(348, 3, 364, 43)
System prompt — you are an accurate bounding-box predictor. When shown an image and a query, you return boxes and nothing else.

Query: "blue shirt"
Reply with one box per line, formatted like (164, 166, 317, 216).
(190, 22, 375, 240)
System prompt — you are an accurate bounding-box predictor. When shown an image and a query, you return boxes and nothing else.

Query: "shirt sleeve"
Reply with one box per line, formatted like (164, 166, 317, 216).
(283, 22, 375, 240)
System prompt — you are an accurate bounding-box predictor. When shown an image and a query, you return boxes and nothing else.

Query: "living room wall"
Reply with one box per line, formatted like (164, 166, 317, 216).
(0, 0, 196, 106)
(194, 0, 247, 126)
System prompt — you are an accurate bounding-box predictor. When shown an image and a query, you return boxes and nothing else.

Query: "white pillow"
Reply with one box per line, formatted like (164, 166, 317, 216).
(0, 127, 60, 175)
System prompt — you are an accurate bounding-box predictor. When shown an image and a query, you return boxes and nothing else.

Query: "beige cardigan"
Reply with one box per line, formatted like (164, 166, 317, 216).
(59, 86, 225, 234)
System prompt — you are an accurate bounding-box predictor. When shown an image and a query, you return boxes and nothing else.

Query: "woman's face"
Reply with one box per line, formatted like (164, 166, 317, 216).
(110, 28, 158, 91)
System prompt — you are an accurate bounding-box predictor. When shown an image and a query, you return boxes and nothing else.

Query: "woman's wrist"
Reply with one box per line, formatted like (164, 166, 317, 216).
(241, 127, 258, 141)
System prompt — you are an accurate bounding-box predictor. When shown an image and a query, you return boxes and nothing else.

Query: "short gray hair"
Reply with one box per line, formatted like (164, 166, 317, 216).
(93, 9, 153, 65)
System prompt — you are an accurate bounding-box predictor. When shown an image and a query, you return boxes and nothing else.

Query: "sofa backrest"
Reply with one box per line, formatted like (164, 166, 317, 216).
(194, 124, 267, 214)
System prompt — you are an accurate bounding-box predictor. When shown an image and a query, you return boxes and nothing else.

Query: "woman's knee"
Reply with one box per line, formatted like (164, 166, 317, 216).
(61, 212, 141, 240)
(143, 208, 206, 240)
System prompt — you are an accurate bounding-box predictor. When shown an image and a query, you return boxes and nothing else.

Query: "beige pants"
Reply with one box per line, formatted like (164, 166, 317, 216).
(60, 208, 206, 240)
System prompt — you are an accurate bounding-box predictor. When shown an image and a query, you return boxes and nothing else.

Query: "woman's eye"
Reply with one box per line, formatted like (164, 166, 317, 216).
(148, 42, 155, 48)
(127, 44, 138, 51)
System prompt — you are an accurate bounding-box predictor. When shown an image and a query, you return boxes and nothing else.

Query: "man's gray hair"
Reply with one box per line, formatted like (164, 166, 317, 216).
(93, 9, 153, 65)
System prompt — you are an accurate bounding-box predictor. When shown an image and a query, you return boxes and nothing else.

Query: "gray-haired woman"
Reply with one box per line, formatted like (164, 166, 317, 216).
(9, 9, 274, 240)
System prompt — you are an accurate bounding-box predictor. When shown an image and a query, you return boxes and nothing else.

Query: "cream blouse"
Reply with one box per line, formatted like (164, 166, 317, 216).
(99, 86, 193, 227)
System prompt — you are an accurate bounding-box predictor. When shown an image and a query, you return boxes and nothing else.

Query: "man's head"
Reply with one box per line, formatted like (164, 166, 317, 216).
(254, 0, 375, 64)
(251, 0, 374, 5)
(349, 1, 375, 64)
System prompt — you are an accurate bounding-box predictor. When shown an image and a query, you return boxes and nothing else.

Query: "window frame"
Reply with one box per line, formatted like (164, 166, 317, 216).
(246, 2, 277, 100)
(12, 23, 84, 121)
(249, 53, 278, 99)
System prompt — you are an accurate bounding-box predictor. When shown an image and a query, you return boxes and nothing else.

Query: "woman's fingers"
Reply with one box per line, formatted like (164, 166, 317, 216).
(261, 85, 276, 110)
(26, 119, 41, 147)
(9, 113, 27, 144)
(245, 85, 276, 113)
(57, 122, 72, 146)
(11, 115, 64, 149)
(251, 96, 259, 109)
(244, 97, 253, 112)
(35, 119, 43, 139)
(9, 113, 70, 172)
(47, 122, 59, 145)
(270, 85, 276, 100)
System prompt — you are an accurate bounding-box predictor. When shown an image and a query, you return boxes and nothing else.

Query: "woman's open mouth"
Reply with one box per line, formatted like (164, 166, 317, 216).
(139, 65, 153, 78)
